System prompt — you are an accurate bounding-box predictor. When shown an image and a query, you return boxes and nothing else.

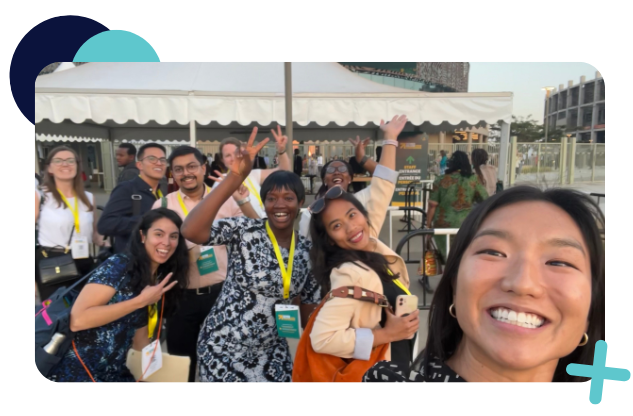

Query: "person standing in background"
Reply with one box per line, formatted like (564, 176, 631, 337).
(115, 144, 140, 184)
(216, 126, 290, 219)
(439, 150, 448, 175)
(294, 148, 303, 176)
(35, 146, 103, 300)
(98, 143, 167, 254)
(471, 148, 497, 197)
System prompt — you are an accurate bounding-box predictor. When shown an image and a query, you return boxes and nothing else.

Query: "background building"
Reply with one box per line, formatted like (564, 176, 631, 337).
(545, 71, 605, 143)
(340, 62, 469, 92)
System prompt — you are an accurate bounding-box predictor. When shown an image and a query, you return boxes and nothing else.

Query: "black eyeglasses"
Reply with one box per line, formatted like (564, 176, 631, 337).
(325, 165, 349, 174)
(308, 186, 346, 214)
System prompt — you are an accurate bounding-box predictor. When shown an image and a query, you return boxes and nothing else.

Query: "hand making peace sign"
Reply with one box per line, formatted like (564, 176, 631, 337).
(228, 127, 269, 179)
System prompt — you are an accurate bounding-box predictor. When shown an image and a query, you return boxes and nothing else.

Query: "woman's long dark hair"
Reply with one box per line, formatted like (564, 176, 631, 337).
(309, 192, 399, 297)
(316, 160, 354, 199)
(126, 208, 190, 314)
(445, 150, 473, 178)
(471, 148, 489, 186)
(424, 186, 605, 382)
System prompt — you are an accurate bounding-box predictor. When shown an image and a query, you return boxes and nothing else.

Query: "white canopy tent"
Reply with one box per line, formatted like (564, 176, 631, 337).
(35, 62, 513, 189)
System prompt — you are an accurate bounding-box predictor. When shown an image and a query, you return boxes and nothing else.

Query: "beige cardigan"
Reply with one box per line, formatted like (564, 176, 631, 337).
(310, 173, 409, 361)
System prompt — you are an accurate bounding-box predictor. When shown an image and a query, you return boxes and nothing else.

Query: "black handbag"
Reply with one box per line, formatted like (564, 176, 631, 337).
(38, 226, 80, 287)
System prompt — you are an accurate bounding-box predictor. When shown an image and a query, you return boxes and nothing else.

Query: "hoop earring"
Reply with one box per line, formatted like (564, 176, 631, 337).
(578, 333, 589, 347)
(449, 303, 456, 318)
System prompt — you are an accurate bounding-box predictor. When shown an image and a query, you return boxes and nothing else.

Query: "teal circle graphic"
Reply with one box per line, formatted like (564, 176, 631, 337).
(73, 30, 159, 62)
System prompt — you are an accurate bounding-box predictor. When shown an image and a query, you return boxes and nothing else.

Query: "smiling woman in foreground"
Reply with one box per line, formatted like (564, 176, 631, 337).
(364, 186, 605, 382)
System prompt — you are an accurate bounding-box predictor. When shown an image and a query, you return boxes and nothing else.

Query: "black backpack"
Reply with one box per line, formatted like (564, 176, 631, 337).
(34, 268, 130, 378)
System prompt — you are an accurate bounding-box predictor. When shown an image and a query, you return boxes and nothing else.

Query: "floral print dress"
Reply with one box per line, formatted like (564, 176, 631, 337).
(48, 254, 146, 382)
(197, 217, 321, 382)
(429, 172, 488, 260)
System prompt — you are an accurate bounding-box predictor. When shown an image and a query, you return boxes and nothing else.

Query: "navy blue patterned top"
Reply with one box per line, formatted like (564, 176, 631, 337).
(48, 254, 146, 382)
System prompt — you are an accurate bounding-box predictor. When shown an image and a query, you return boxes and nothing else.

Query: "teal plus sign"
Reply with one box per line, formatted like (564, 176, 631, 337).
(566, 340, 630, 404)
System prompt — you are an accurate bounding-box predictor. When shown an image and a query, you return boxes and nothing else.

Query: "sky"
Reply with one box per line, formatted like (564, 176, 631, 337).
(469, 62, 600, 121)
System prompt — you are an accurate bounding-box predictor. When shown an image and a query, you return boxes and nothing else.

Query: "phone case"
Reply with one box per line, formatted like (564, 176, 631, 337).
(395, 295, 418, 317)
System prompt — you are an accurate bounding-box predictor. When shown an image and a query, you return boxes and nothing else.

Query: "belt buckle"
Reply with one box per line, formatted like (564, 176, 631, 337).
(196, 286, 209, 295)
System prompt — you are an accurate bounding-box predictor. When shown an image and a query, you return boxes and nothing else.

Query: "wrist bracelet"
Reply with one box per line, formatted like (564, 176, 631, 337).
(382, 140, 398, 147)
(359, 155, 370, 167)
(237, 196, 251, 206)
(277, 150, 287, 155)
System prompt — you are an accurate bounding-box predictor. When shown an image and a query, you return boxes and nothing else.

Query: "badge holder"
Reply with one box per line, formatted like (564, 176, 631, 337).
(197, 247, 220, 275)
(139, 294, 165, 381)
(275, 304, 302, 339)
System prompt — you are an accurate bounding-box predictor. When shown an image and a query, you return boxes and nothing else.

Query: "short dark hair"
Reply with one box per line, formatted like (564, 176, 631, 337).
(118, 143, 137, 157)
(137, 143, 166, 160)
(260, 170, 305, 205)
(168, 145, 205, 166)
(424, 186, 605, 382)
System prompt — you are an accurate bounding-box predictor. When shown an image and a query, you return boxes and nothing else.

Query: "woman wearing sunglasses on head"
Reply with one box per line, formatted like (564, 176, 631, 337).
(298, 135, 399, 239)
(305, 115, 419, 369)
(181, 129, 321, 382)
(364, 186, 605, 382)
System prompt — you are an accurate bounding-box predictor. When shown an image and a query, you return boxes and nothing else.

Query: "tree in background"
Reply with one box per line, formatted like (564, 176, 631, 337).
(489, 116, 565, 142)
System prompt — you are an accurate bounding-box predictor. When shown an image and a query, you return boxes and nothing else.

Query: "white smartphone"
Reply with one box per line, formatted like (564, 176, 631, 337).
(396, 295, 419, 341)
(395, 295, 419, 317)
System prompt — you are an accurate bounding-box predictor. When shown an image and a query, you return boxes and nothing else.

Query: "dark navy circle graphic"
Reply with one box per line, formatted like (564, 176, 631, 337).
(10, 15, 108, 124)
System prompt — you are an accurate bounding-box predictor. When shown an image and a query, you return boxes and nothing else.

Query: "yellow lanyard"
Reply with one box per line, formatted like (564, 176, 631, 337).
(266, 221, 295, 299)
(155, 189, 163, 199)
(244, 177, 264, 209)
(176, 186, 209, 217)
(57, 189, 80, 233)
(148, 303, 158, 339)
(387, 268, 411, 295)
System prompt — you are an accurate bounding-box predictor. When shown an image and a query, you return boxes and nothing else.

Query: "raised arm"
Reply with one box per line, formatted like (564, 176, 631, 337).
(70, 269, 177, 332)
(349, 136, 377, 176)
(363, 115, 407, 235)
(260, 125, 290, 183)
(182, 128, 268, 244)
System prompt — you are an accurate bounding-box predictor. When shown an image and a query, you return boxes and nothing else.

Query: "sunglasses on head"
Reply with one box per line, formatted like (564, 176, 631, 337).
(325, 165, 349, 174)
(308, 186, 346, 214)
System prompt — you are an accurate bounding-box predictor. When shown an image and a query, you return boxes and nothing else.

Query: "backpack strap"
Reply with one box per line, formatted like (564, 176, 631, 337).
(326, 286, 390, 308)
(161, 197, 167, 209)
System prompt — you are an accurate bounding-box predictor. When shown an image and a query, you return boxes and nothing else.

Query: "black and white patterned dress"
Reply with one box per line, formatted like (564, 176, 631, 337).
(363, 358, 465, 382)
(197, 217, 321, 382)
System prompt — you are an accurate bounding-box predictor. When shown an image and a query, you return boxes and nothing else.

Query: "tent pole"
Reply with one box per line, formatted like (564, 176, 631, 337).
(284, 62, 294, 157)
(190, 121, 197, 148)
(498, 120, 511, 188)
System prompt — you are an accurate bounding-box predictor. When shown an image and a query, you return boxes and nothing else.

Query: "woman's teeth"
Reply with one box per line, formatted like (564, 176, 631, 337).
(333, 178, 342, 184)
(490, 307, 545, 329)
(157, 249, 169, 255)
(274, 213, 289, 219)
(349, 231, 363, 243)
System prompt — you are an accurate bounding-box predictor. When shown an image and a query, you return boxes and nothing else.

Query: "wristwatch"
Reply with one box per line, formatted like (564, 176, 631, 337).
(277, 149, 287, 155)
(359, 155, 370, 167)
(237, 196, 251, 206)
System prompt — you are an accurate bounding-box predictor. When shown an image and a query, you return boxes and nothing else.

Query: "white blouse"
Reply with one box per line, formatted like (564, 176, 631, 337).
(37, 189, 95, 248)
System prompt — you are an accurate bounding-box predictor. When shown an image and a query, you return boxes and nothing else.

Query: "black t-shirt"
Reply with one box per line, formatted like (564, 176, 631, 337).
(380, 277, 415, 367)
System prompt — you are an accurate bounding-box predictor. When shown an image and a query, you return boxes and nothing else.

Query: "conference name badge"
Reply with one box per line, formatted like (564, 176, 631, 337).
(197, 247, 219, 275)
(141, 340, 163, 380)
(71, 236, 89, 260)
(275, 304, 301, 339)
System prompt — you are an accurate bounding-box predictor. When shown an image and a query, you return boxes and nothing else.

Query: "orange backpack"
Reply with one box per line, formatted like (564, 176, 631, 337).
(292, 286, 390, 382)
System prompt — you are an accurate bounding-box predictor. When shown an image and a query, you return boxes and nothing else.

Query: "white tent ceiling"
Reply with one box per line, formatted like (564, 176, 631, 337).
(35, 62, 513, 127)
